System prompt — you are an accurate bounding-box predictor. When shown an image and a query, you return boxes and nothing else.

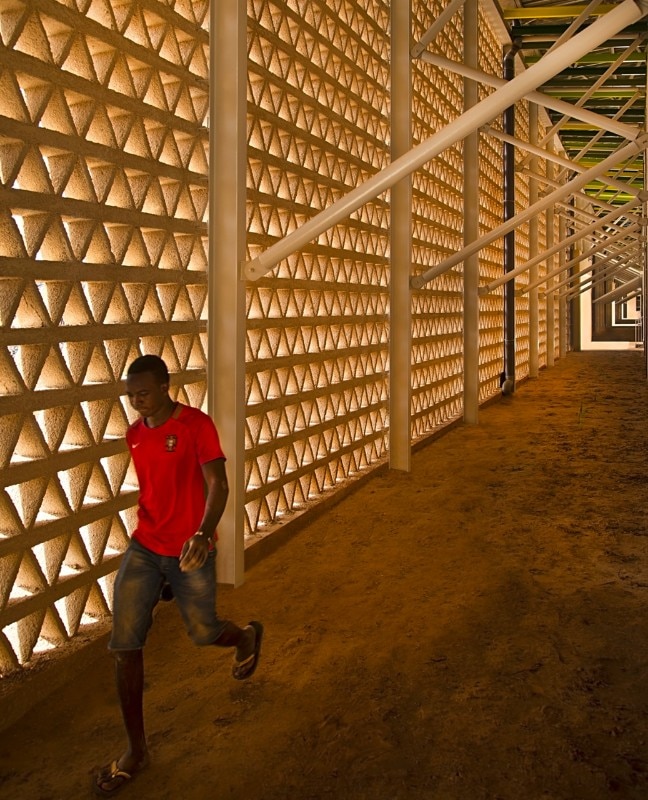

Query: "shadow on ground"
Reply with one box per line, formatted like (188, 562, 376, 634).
(2, 350, 648, 800)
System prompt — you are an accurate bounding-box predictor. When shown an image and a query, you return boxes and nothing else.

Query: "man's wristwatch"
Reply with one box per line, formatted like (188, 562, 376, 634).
(195, 530, 211, 542)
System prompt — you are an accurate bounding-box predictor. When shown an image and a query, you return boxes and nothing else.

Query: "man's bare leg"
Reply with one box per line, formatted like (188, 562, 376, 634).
(113, 649, 149, 772)
(93, 650, 149, 795)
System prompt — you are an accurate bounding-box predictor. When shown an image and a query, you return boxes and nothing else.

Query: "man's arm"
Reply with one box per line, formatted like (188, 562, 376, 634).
(179, 458, 229, 572)
(197, 458, 229, 538)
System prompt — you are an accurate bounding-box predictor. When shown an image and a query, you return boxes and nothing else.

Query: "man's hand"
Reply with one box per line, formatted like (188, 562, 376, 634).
(179, 533, 210, 572)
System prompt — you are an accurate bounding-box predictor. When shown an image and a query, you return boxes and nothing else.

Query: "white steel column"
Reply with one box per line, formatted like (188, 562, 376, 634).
(463, 0, 480, 423)
(209, 0, 246, 585)
(546, 151, 556, 366)
(559, 213, 568, 356)
(571, 200, 585, 350)
(529, 103, 540, 377)
(389, 0, 412, 472)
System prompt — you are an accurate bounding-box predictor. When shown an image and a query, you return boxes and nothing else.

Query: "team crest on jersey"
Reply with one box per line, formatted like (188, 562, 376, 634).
(165, 435, 177, 452)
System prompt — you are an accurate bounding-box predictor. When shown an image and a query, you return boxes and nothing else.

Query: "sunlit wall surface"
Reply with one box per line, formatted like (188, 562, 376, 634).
(0, 0, 209, 671)
(410, 2, 464, 438)
(244, 0, 391, 535)
(0, 0, 563, 673)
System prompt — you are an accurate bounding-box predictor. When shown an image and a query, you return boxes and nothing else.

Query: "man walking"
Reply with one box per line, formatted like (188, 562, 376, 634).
(93, 354, 263, 797)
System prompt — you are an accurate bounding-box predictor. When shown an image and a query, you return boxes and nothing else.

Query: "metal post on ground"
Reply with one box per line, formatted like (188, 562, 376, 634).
(463, 0, 480, 422)
(559, 213, 568, 357)
(546, 151, 556, 367)
(502, 43, 517, 394)
(529, 103, 540, 378)
(389, 0, 412, 472)
(571, 201, 584, 351)
(209, 0, 247, 586)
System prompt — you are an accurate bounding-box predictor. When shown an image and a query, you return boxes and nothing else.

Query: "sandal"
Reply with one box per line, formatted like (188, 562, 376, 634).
(92, 756, 149, 797)
(232, 621, 264, 680)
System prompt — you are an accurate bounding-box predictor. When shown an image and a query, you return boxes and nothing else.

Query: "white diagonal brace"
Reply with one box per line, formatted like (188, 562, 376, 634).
(592, 275, 642, 304)
(559, 264, 634, 301)
(417, 138, 647, 290)
(243, 0, 647, 282)
(538, 36, 646, 150)
(479, 205, 639, 295)
(559, 257, 643, 295)
(553, 91, 644, 179)
(514, 222, 643, 296)
(557, 190, 642, 216)
(558, 272, 636, 300)
(483, 126, 642, 198)
(547, 238, 643, 294)
(509, 171, 641, 222)
(410, 0, 466, 58)
(536, 245, 636, 297)
(534, 235, 644, 295)
(555, 200, 640, 229)
(419, 52, 640, 142)
(618, 289, 642, 304)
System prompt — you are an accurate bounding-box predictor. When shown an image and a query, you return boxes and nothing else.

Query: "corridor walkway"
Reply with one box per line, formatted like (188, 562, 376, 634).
(2, 350, 648, 800)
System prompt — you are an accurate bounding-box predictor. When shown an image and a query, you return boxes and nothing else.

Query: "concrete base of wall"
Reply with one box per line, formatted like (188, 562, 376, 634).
(0, 623, 111, 734)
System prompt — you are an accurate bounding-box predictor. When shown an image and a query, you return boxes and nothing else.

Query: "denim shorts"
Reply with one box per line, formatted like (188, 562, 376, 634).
(110, 538, 228, 650)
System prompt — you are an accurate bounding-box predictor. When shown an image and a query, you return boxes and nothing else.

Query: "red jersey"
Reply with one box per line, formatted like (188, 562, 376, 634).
(126, 404, 226, 556)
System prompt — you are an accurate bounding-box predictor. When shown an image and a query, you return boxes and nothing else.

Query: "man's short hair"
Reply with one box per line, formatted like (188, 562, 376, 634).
(127, 354, 169, 384)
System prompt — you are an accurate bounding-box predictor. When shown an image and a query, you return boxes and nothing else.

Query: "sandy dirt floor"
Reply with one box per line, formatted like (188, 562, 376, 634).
(2, 349, 648, 800)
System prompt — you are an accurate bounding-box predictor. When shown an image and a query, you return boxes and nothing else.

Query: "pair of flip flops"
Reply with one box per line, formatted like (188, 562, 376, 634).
(232, 621, 264, 680)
